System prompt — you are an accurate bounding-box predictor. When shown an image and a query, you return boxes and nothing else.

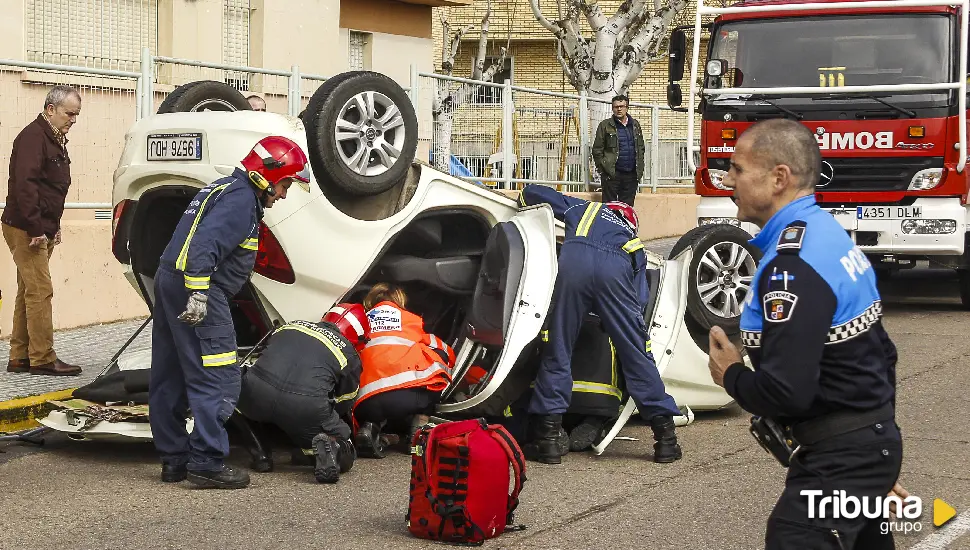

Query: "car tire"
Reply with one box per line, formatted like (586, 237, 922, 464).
(304, 71, 418, 196)
(672, 224, 761, 352)
(157, 80, 252, 113)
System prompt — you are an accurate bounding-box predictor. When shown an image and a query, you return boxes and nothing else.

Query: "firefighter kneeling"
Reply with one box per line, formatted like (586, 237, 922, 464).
(236, 304, 371, 484)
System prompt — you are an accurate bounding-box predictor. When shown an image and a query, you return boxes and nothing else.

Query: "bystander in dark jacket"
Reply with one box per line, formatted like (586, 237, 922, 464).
(591, 94, 646, 206)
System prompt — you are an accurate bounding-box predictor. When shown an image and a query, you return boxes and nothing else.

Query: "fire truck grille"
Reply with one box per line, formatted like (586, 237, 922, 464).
(815, 157, 944, 192)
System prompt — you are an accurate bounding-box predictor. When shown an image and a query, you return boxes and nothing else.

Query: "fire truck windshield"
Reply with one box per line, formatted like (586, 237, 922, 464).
(709, 14, 954, 105)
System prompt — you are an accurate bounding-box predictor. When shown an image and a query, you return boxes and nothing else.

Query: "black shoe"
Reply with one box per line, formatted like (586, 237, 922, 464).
(161, 463, 187, 483)
(569, 416, 609, 452)
(250, 456, 274, 473)
(312, 434, 340, 484)
(650, 416, 683, 463)
(354, 422, 388, 459)
(187, 465, 251, 489)
(524, 414, 565, 465)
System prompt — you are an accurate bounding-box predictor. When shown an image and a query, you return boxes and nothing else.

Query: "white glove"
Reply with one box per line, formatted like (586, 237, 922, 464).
(178, 292, 208, 325)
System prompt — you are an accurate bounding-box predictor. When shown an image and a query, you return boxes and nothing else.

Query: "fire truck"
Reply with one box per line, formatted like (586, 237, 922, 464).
(666, 0, 970, 305)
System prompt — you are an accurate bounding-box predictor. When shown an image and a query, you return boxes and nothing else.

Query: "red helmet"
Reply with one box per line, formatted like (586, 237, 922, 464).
(605, 201, 639, 233)
(322, 303, 371, 350)
(240, 136, 311, 188)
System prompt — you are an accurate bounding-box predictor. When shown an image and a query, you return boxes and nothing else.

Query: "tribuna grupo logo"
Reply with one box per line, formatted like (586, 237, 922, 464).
(802, 490, 923, 535)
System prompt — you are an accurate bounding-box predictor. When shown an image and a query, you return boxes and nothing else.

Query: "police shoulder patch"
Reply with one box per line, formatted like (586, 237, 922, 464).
(776, 221, 807, 254)
(763, 290, 798, 323)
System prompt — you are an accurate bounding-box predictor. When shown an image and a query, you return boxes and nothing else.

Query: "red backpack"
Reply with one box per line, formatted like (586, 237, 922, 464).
(407, 418, 527, 545)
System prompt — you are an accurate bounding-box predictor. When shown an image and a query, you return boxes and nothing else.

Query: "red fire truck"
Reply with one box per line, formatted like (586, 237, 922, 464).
(666, 0, 970, 304)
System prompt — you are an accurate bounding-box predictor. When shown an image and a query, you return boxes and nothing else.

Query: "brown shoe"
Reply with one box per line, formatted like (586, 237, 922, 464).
(29, 359, 82, 376)
(6, 359, 29, 373)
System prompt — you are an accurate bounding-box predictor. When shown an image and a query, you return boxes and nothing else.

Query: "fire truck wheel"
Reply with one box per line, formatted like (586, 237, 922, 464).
(672, 224, 761, 353)
(957, 270, 970, 310)
(304, 71, 418, 197)
(157, 81, 252, 113)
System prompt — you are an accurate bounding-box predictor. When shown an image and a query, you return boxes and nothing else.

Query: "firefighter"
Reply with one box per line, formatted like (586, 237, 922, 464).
(235, 303, 371, 484)
(353, 283, 455, 458)
(707, 119, 901, 549)
(148, 136, 309, 489)
(517, 184, 682, 465)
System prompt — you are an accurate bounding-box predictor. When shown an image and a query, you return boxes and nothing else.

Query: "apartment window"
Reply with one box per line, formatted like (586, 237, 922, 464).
(25, 0, 159, 71)
(224, 0, 251, 90)
(349, 31, 370, 71)
(473, 57, 512, 105)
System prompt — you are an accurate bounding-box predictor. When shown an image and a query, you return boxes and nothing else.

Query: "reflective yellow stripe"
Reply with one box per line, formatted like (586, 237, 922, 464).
(518, 188, 527, 206)
(646, 340, 652, 354)
(541, 330, 549, 342)
(623, 238, 644, 253)
(278, 324, 348, 369)
(334, 388, 358, 403)
(575, 203, 601, 237)
(239, 237, 258, 251)
(609, 339, 618, 388)
(202, 351, 236, 367)
(176, 183, 231, 271)
(503, 405, 513, 417)
(184, 274, 210, 290)
(573, 381, 623, 400)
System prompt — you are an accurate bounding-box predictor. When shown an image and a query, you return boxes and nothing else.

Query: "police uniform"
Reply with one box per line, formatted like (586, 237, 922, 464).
(726, 195, 900, 549)
(148, 168, 262, 474)
(238, 320, 362, 446)
(517, 184, 680, 423)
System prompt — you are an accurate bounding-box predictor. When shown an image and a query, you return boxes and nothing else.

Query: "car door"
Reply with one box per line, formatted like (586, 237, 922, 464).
(436, 204, 558, 416)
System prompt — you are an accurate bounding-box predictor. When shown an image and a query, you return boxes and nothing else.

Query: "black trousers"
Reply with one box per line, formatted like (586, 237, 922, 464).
(765, 419, 902, 550)
(601, 170, 639, 206)
(354, 387, 438, 433)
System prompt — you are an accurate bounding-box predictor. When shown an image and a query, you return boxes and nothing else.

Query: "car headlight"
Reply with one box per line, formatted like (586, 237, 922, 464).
(708, 169, 729, 190)
(908, 168, 944, 191)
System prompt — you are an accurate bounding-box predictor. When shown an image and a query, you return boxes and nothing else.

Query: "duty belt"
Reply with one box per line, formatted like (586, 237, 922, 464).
(791, 402, 894, 447)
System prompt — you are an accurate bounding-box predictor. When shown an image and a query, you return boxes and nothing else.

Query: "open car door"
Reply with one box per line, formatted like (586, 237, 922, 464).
(436, 204, 558, 417)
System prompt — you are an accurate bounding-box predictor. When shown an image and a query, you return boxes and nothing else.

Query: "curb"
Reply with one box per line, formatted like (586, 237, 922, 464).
(0, 389, 75, 433)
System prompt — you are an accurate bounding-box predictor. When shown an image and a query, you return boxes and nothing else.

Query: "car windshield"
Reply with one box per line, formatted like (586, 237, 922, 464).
(708, 14, 954, 105)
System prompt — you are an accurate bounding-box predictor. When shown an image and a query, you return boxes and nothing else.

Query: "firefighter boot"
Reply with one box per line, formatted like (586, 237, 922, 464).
(312, 433, 340, 484)
(354, 422, 388, 459)
(186, 465, 251, 489)
(525, 414, 566, 465)
(650, 415, 683, 463)
(569, 415, 610, 452)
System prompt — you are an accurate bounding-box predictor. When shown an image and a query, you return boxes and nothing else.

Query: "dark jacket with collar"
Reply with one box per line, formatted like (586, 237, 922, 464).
(3, 114, 72, 238)
(592, 114, 645, 181)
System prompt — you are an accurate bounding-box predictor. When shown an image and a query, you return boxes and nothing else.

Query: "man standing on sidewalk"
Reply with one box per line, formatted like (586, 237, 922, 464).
(2, 85, 83, 377)
(591, 95, 645, 207)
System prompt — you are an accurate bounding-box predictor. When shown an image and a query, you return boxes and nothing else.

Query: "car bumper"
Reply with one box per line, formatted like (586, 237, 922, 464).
(697, 197, 968, 256)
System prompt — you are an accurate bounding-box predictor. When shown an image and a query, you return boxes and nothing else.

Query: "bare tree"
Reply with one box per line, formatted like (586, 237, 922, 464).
(432, 0, 509, 174)
(529, 0, 688, 124)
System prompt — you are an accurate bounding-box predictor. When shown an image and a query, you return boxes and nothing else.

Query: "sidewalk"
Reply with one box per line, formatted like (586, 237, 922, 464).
(0, 235, 683, 432)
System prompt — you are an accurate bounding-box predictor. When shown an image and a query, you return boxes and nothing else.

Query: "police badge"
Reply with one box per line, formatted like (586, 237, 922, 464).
(763, 290, 798, 323)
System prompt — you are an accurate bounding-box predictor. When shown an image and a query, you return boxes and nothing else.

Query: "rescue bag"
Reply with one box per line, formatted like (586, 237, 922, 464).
(407, 418, 527, 545)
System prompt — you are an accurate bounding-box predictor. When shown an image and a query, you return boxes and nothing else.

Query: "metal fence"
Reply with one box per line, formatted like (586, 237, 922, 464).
(0, 47, 697, 215)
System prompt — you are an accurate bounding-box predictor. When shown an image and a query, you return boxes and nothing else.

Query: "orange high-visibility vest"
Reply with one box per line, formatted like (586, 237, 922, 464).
(354, 301, 455, 411)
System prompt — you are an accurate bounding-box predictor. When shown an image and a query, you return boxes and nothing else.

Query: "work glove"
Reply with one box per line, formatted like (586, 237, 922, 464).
(178, 292, 208, 326)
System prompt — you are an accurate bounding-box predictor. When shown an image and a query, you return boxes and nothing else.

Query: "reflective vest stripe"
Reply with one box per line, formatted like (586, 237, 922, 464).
(334, 388, 359, 403)
(184, 274, 210, 291)
(646, 339, 652, 354)
(239, 237, 258, 251)
(176, 183, 231, 271)
(356, 363, 449, 402)
(573, 381, 622, 399)
(622, 238, 644, 253)
(365, 335, 415, 348)
(277, 324, 348, 369)
(202, 351, 236, 367)
(576, 203, 601, 237)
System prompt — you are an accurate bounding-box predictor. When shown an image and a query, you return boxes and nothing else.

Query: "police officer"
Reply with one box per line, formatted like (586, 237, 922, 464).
(706, 119, 902, 549)
(149, 136, 309, 489)
(517, 184, 682, 465)
(237, 303, 370, 484)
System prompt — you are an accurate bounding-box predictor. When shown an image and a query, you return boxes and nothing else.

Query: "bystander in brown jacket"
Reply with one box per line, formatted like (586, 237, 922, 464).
(2, 85, 83, 376)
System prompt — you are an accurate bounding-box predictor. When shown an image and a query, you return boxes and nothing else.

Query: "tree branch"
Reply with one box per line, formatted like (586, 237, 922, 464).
(472, 0, 492, 81)
(528, 0, 564, 37)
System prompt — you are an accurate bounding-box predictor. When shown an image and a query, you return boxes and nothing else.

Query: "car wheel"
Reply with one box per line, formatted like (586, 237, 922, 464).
(157, 80, 252, 113)
(304, 71, 418, 196)
(672, 224, 761, 352)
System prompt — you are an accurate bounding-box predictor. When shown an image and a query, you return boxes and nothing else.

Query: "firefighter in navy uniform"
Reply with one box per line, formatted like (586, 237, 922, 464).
(236, 303, 371, 484)
(517, 183, 682, 465)
(707, 119, 903, 549)
(148, 136, 310, 490)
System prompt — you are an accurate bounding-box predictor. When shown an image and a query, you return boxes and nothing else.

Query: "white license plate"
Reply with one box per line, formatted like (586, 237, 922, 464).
(857, 206, 922, 220)
(147, 133, 202, 161)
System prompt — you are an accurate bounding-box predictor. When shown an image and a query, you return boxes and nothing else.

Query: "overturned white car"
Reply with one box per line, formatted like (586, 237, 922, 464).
(40, 72, 760, 454)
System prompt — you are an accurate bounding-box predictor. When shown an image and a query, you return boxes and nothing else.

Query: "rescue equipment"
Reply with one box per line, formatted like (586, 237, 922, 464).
(407, 418, 527, 545)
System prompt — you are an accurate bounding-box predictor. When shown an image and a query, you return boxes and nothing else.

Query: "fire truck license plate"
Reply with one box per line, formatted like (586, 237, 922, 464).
(147, 133, 203, 161)
(857, 206, 922, 220)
